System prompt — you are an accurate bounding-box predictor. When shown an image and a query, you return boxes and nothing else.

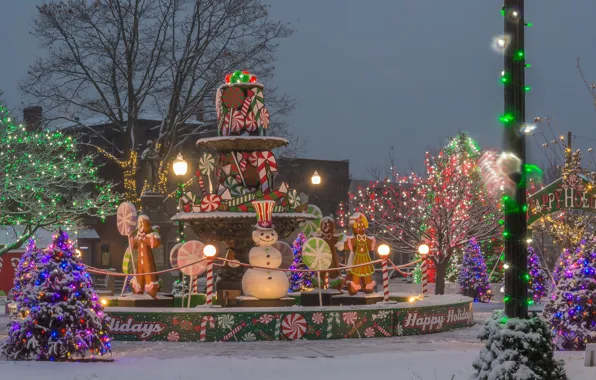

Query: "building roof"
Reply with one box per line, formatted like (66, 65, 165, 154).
(54, 112, 207, 130)
(0, 227, 99, 252)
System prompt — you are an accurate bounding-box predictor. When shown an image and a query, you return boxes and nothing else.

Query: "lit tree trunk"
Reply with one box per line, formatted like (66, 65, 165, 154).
(122, 149, 139, 204)
(434, 259, 448, 295)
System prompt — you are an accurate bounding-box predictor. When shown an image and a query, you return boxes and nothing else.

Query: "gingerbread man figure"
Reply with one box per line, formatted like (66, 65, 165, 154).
(317, 216, 344, 291)
(345, 213, 376, 295)
(131, 215, 161, 298)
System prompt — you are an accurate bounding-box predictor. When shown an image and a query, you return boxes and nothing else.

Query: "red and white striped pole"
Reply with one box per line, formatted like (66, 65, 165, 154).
(418, 244, 430, 298)
(377, 244, 392, 303)
(381, 256, 390, 302)
(203, 244, 217, 307)
(421, 259, 428, 298)
(206, 260, 214, 305)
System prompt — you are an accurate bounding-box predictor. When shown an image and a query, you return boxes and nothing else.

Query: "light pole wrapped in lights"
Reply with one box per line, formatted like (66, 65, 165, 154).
(203, 244, 217, 306)
(377, 244, 394, 303)
(418, 244, 430, 298)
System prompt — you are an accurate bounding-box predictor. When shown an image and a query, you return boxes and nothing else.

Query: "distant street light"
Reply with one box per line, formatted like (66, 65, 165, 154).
(311, 170, 321, 204)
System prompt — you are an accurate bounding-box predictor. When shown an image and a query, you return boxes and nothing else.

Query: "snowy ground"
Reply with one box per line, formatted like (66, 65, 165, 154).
(0, 312, 593, 380)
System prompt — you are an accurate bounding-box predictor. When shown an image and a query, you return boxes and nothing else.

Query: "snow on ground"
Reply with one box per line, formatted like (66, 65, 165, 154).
(0, 313, 593, 380)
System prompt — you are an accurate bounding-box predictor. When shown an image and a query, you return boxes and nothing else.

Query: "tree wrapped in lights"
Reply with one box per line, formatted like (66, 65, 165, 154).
(543, 239, 596, 351)
(352, 132, 502, 294)
(458, 239, 492, 302)
(552, 247, 576, 287)
(8, 239, 43, 303)
(0, 231, 111, 360)
(527, 245, 548, 304)
(0, 103, 120, 257)
(288, 233, 313, 292)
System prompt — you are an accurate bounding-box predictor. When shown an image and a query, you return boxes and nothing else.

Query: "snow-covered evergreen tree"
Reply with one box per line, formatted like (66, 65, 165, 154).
(288, 233, 312, 292)
(446, 248, 462, 283)
(0, 231, 111, 360)
(527, 245, 548, 304)
(9, 239, 43, 303)
(171, 278, 189, 295)
(472, 310, 567, 380)
(543, 240, 596, 351)
(458, 239, 492, 302)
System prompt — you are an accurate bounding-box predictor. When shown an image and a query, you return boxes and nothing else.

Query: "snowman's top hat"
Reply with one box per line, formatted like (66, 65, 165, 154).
(252, 200, 275, 230)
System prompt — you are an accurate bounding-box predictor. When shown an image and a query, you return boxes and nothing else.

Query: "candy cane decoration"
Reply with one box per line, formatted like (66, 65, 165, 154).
(221, 322, 247, 342)
(381, 256, 390, 302)
(373, 322, 392, 337)
(274, 314, 282, 341)
(421, 259, 428, 298)
(324, 273, 329, 289)
(344, 317, 367, 338)
(199, 316, 215, 342)
(257, 151, 277, 193)
(206, 260, 214, 306)
(258, 330, 274, 341)
(326, 313, 335, 339)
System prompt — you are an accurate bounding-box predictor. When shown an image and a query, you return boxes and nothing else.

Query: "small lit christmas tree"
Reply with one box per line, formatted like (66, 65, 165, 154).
(9, 239, 43, 302)
(288, 233, 313, 292)
(543, 239, 596, 351)
(458, 239, 492, 302)
(527, 245, 548, 304)
(0, 231, 111, 360)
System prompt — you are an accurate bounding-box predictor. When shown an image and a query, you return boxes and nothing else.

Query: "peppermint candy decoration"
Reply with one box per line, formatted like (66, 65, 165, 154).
(222, 86, 245, 109)
(230, 109, 245, 133)
(259, 107, 270, 130)
(281, 313, 307, 340)
(302, 238, 332, 271)
(200, 194, 221, 212)
(245, 111, 258, 132)
(117, 202, 137, 236)
(300, 204, 323, 238)
(311, 312, 324, 325)
(342, 312, 358, 326)
(223, 176, 239, 189)
(287, 189, 300, 208)
(177, 240, 208, 277)
(258, 314, 274, 324)
(167, 331, 180, 342)
(198, 153, 215, 175)
(364, 327, 375, 338)
(218, 314, 235, 329)
(247, 152, 259, 167)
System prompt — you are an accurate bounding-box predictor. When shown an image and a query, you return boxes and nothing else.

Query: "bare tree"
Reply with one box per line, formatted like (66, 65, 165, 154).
(22, 0, 293, 201)
(353, 133, 502, 294)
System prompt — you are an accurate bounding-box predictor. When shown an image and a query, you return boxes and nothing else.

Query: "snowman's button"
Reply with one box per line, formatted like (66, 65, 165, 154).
(266, 262, 270, 266)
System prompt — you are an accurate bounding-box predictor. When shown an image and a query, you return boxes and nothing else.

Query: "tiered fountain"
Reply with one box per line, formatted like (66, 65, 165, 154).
(172, 71, 315, 305)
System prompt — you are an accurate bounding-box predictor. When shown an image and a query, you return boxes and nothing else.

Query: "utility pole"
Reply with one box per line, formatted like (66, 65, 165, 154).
(503, 0, 528, 319)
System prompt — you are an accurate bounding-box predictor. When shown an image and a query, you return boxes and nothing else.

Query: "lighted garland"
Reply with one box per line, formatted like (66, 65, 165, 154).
(225, 70, 257, 84)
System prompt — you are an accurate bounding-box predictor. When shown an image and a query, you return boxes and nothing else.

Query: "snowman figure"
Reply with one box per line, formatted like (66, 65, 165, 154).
(242, 200, 289, 299)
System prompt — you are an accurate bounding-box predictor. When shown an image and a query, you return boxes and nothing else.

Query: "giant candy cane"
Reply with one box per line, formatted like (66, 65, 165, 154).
(200, 316, 215, 342)
(257, 151, 277, 193)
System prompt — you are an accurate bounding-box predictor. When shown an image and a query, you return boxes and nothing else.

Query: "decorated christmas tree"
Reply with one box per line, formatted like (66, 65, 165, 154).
(288, 233, 313, 292)
(552, 247, 576, 287)
(0, 231, 111, 360)
(543, 239, 596, 350)
(445, 248, 463, 283)
(458, 239, 492, 302)
(9, 239, 43, 303)
(527, 245, 548, 304)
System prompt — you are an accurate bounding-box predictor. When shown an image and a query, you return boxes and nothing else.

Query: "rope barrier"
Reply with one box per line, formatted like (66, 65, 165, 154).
(86, 255, 422, 278)
(388, 258, 422, 277)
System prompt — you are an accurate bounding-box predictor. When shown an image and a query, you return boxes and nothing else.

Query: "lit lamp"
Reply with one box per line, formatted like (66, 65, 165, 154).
(311, 170, 321, 204)
(377, 244, 395, 303)
(173, 153, 189, 282)
(203, 244, 217, 306)
(418, 244, 430, 298)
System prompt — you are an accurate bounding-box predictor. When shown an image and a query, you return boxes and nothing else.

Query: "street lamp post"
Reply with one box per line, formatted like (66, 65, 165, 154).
(418, 244, 430, 298)
(311, 170, 321, 205)
(173, 153, 188, 281)
(503, 0, 528, 319)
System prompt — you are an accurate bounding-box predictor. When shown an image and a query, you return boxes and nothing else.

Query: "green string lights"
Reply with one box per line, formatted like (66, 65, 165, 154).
(0, 103, 120, 254)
